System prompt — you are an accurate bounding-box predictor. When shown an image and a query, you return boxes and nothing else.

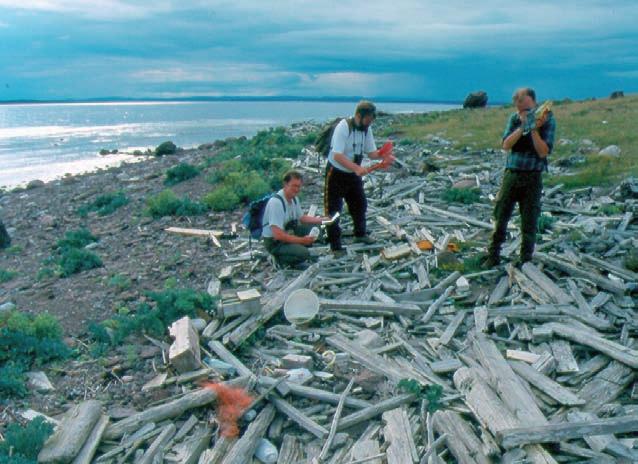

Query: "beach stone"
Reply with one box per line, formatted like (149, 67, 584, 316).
(463, 90, 488, 108)
(26, 179, 45, 190)
(599, 145, 621, 157)
(39, 214, 57, 228)
(610, 90, 624, 99)
(0, 301, 16, 315)
(26, 371, 55, 392)
(191, 318, 207, 332)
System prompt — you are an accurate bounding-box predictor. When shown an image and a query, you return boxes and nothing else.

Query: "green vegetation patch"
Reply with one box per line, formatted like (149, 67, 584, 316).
(0, 417, 54, 464)
(441, 188, 481, 204)
(0, 310, 69, 397)
(51, 228, 102, 277)
(146, 189, 207, 218)
(155, 141, 177, 156)
(625, 250, 638, 273)
(164, 162, 201, 186)
(78, 191, 129, 217)
(89, 287, 215, 351)
(0, 268, 17, 283)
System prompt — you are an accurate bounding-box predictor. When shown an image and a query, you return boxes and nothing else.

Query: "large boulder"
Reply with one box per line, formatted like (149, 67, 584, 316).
(463, 91, 488, 108)
(610, 90, 624, 99)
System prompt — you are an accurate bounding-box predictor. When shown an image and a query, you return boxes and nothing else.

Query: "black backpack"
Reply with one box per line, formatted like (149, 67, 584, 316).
(242, 193, 286, 239)
(314, 117, 354, 158)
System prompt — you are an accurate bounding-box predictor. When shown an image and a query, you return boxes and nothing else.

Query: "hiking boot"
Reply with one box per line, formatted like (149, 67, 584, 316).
(353, 235, 374, 245)
(479, 254, 501, 270)
(332, 248, 347, 258)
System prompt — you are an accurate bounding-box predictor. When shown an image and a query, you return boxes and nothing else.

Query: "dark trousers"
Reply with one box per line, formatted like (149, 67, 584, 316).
(263, 223, 312, 266)
(488, 170, 542, 261)
(324, 163, 367, 250)
(0, 220, 10, 249)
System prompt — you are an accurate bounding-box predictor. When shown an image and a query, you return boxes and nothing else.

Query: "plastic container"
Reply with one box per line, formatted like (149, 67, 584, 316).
(309, 227, 320, 238)
(254, 438, 279, 463)
(284, 288, 319, 325)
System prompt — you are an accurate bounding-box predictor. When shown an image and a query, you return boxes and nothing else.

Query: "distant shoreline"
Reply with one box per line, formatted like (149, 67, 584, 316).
(0, 96, 470, 106)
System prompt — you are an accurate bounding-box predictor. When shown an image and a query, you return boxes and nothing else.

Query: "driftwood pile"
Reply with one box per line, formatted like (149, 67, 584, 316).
(34, 136, 638, 463)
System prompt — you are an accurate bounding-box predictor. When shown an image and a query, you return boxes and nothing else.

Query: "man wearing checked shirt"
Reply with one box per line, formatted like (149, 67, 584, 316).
(482, 87, 556, 268)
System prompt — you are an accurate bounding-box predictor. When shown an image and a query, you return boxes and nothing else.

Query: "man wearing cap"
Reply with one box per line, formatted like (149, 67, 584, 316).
(262, 170, 327, 267)
(324, 100, 390, 256)
(482, 87, 556, 268)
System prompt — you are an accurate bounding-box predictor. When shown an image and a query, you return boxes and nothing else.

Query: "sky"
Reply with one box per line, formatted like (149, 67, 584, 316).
(0, 1, 637, 103)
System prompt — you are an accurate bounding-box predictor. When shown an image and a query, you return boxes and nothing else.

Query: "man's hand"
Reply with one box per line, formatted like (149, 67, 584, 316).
(300, 236, 316, 246)
(353, 165, 368, 177)
(535, 112, 548, 130)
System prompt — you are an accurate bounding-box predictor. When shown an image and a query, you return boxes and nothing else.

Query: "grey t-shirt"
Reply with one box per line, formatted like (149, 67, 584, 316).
(261, 189, 303, 238)
(328, 118, 377, 173)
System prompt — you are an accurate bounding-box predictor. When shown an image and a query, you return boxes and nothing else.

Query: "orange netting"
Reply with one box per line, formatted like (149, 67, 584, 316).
(202, 382, 254, 437)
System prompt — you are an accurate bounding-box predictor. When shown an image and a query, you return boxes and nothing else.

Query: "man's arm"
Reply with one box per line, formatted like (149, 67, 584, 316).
(333, 152, 367, 176)
(271, 226, 315, 245)
(299, 215, 328, 225)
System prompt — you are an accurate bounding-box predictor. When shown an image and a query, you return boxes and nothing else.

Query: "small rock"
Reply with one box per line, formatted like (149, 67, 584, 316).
(191, 318, 207, 332)
(355, 329, 384, 349)
(0, 301, 16, 314)
(26, 371, 55, 392)
(107, 406, 138, 420)
(39, 214, 57, 228)
(599, 145, 621, 157)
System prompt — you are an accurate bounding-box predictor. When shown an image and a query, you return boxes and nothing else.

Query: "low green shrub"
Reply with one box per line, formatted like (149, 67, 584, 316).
(146, 190, 208, 218)
(537, 214, 557, 233)
(109, 287, 215, 343)
(155, 141, 177, 156)
(55, 228, 98, 251)
(441, 188, 481, 204)
(0, 310, 69, 397)
(0, 417, 54, 463)
(78, 191, 129, 217)
(58, 248, 103, 277)
(108, 273, 131, 290)
(0, 268, 17, 283)
(164, 163, 200, 186)
(203, 186, 240, 212)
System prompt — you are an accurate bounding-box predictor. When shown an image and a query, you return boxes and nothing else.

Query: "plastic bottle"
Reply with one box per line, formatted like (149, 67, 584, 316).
(254, 438, 278, 463)
(309, 227, 320, 238)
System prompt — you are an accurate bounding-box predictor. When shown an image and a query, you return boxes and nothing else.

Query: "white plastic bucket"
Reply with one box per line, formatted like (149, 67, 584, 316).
(284, 289, 319, 325)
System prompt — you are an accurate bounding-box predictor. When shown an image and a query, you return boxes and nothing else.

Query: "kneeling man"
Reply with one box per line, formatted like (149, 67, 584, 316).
(262, 170, 327, 267)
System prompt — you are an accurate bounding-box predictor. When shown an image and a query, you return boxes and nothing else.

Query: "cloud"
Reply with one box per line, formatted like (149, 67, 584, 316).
(0, 0, 171, 19)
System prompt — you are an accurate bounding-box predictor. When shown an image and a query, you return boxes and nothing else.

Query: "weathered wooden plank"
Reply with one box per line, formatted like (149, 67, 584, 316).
(39, 400, 103, 464)
(104, 387, 219, 439)
(277, 434, 303, 464)
(171, 426, 212, 464)
(221, 404, 275, 464)
(71, 414, 109, 464)
(138, 423, 176, 464)
(208, 340, 254, 379)
(382, 408, 418, 464)
(521, 262, 573, 304)
(318, 378, 354, 461)
(319, 299, 421, 317)
(326, 334, 405, 384)
(165, 227, 223, 238)
(509, 360, 585, 406)
(535, 252, 625, 295)
(350, 439, 382, 464)
(439, 311, 466, 346)
(546, 323, 638, 369)
(169, 316, 202, 373)
(488, 276, 510, 306)
(269, 395, 329, 439)
(257, 376, 371, 409)
(337, 394, 417, 431)
(432, 409, 490, 464)
(198, 436, 235, 464)
(550, 340, 579, 374)
(579, 361, 635, 413)
(498, 415, 638, 449)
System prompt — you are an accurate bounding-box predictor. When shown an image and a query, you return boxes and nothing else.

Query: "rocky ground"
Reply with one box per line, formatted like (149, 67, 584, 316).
(1, 111, 637, 462)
